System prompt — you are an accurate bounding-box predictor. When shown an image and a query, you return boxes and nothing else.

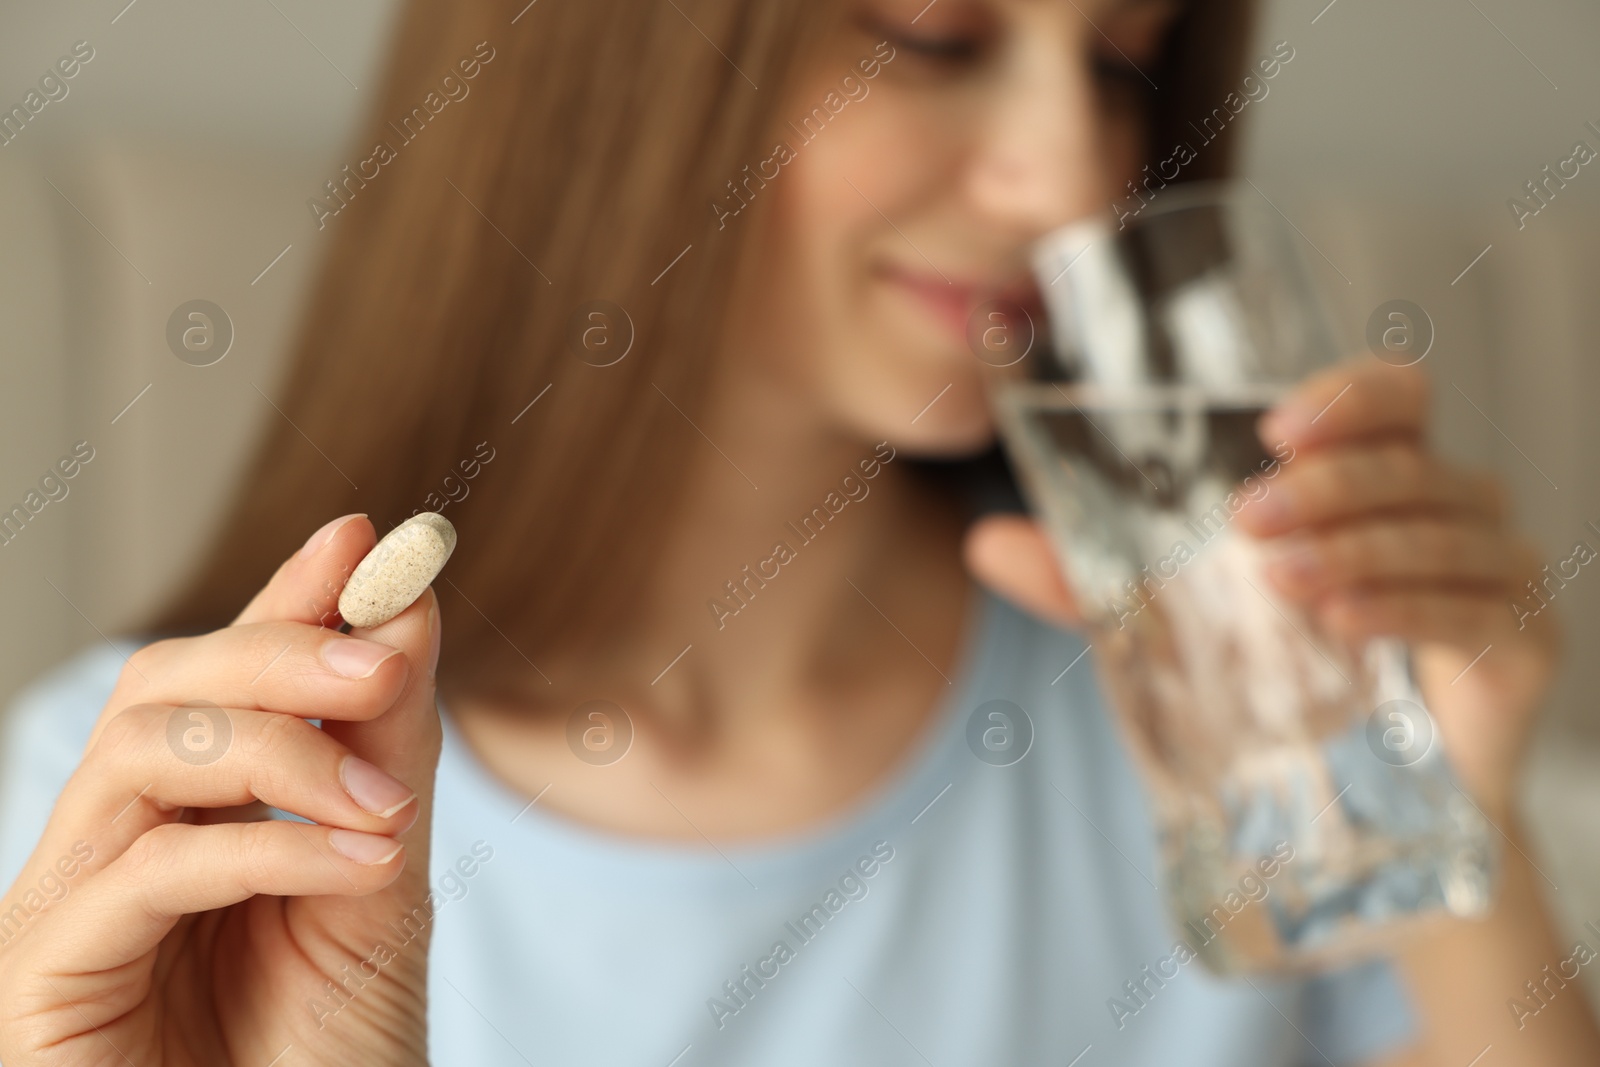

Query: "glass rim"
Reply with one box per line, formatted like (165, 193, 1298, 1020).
(993, 380, 1294, 410)
(1095, 176, 1263, 228)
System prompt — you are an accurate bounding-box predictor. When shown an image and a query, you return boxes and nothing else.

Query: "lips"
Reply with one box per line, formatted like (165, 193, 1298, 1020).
(878, 263, 1042, 343)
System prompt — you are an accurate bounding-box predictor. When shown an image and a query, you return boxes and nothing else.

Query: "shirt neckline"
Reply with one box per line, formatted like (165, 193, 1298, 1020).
(435, 581, 1002, 895)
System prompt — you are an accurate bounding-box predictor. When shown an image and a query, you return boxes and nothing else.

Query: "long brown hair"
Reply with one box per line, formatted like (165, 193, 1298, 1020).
(148, 0, 1255, 696)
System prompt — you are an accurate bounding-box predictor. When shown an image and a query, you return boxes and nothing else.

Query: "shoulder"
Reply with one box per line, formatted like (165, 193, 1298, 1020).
(967, 588, 1116, 767)
(0, 640, 142, 886)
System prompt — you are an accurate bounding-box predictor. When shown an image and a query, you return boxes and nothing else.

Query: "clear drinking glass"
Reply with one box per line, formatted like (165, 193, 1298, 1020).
(983, 181, 1498, 975)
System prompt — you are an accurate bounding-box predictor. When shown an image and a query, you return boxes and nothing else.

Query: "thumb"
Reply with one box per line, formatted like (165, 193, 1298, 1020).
(964, 513, 1085, 630)
(325, 586, 443, 800)
(314, 572, 444, 938)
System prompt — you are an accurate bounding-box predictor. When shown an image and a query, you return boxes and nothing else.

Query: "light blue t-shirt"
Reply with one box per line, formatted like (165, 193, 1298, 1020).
(0, 588, 1415, 1065)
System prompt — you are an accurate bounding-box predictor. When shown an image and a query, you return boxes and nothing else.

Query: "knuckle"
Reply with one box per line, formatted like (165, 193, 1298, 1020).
(255, 721, 332, 802)
(1292, 457, 1342, 508)
(97, 702, 161, 753)
(242, 711, 310, 764)
(232, 824, 280, 888)
(1322, 453, 1371, 504)
(120, 822, 185, 880)
(236, 620, 304, 674)
(1317, 529, 1357, 575)
(120, 640, 166, 691)
(1365, 524, 1407, 574)
(1343, 448, 1410, 508)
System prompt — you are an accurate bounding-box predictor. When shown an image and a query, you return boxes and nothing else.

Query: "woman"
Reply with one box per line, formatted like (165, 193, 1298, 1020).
(0, 0, 1594, 1062)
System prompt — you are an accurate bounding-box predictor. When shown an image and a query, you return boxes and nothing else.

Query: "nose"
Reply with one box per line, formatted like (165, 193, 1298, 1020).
(960, 24, 1119, 241)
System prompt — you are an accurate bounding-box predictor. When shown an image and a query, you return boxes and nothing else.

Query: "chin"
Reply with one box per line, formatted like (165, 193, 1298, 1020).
(824, 325, 1000, 457)
(897, 419, 997, 458)
(879, 388, 998, 459)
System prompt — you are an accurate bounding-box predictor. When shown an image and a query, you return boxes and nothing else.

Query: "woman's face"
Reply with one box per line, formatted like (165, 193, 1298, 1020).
(739, 0, 1182, 455)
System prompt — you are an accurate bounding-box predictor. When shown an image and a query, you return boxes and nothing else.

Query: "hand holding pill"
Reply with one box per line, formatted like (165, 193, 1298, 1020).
(0, 513, 446, 1064)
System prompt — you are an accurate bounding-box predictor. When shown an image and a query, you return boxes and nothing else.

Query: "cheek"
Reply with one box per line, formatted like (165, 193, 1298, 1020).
(748, 88, 994, 453)
(776, 143, 879, 299)
(758, 107, 905, 374)
(755, 150, 878, 393)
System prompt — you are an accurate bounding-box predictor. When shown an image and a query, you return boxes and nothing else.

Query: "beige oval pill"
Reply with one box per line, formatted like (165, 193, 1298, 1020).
(337, 512, 457, 628)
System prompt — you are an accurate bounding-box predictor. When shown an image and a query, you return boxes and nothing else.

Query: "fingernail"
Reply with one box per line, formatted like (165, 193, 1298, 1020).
(426, 596, 442, 679)
(1259, 409, 1286, 443)
(340, 755, 417, 817)
(1245, 489, 1292, 527)
(323, 638, 402, 679)
(299, 513, 366, 559)
(328, 829, 404, 865)
(1261, 404, 1311, 446)
(1266, 539, 1321, 584)
(1322, 594, 1370, 635)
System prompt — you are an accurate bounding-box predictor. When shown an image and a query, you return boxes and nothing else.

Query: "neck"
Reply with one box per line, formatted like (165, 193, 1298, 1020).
(444, 345, 979, 840)
(541, 354, 972, 739)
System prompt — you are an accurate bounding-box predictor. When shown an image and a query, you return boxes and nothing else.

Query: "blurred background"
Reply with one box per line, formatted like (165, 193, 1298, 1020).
(2, 0, 1597, 1006)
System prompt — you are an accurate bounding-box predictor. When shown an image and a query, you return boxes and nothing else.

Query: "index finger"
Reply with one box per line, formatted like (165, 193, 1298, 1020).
(232, 513, 377, 628)
(1260, 357, 1429, 452)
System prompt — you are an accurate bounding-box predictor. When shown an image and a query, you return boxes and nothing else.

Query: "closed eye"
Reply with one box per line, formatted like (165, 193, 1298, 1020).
(889, 31, 983, 64)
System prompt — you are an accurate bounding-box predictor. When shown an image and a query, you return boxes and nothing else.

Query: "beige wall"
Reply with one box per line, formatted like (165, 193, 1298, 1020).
(2, 0, 1597, 998)
(0, 0, 401, 694)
